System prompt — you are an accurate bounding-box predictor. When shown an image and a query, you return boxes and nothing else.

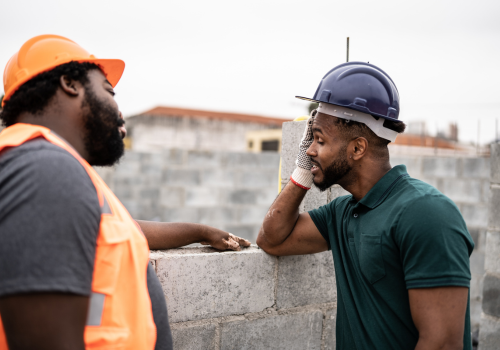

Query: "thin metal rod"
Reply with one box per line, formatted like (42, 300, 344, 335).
(346, 37, 350, 62)
(496, 118, 498, 142)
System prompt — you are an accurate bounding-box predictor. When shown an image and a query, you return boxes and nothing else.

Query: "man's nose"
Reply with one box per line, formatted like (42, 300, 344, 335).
(306, 143, 316, 157)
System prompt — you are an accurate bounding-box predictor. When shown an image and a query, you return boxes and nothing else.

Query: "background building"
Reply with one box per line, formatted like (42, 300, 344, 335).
(125, 106, 289, 153)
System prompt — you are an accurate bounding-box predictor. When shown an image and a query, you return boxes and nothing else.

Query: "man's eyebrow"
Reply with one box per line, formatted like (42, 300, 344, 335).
(104, 79, 113, 87)
(312, 127, 324, 134)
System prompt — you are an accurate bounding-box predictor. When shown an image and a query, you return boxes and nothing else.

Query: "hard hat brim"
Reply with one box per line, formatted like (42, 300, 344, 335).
(295, 95, 402, 123)
(84, 58, 125, 88)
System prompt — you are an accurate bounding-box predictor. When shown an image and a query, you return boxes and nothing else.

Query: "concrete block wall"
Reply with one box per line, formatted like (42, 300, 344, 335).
(150, 246, 337, 350)
(95, 150, 280, 242)
(279, 120, 491, 333)
(479, 143, 500, 349)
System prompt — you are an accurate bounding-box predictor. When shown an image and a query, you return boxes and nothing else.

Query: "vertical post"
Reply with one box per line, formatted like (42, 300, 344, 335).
(346, 37, 350, 62)
(496, 118, 498, 142)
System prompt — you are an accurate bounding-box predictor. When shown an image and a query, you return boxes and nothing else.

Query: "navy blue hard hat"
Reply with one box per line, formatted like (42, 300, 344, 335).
(296, 62, 401, 122)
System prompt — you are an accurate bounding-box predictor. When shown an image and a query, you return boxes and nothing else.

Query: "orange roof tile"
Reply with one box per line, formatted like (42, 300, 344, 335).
(139, 106, 291, 126)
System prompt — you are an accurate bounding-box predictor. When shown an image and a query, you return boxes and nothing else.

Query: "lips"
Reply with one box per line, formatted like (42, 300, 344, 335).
(311, 160, 320, 174)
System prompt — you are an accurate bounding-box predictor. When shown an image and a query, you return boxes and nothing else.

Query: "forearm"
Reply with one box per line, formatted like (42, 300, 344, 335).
(257, 181, 307, 248)
(137, 221, 210, 250)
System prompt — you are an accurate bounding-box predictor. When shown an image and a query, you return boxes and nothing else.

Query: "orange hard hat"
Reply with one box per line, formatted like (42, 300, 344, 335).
(2, 34, 125, 107)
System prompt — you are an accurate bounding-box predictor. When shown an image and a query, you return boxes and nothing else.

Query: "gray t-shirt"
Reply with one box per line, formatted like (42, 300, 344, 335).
(0, 138, 172, 350)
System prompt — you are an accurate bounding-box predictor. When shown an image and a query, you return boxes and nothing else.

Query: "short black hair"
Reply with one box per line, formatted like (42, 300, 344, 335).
(0, 61, 100, 127)
(333, 116, 406, 160)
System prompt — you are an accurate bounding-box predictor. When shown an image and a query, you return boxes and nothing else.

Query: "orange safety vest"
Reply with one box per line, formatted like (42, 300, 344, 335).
(0, 123, 156, 350)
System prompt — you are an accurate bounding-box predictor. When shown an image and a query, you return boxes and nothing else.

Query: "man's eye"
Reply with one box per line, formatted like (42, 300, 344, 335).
(108, 90, 116, 96)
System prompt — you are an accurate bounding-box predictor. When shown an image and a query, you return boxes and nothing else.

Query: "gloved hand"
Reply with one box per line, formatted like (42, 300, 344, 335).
(290, 110, 316, 190)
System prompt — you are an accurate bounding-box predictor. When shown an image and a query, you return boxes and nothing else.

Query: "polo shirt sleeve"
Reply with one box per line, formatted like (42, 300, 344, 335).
(309, 199, 345, 251)
(396, 195, 474, 289)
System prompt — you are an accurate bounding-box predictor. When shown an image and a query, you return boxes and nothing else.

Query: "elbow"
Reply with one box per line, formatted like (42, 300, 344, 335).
(256, 226, 278, 256)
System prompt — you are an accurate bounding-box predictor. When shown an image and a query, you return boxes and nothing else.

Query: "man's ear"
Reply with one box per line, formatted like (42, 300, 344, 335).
(351, 137, 368, 160)
(59, 75, 80, 97)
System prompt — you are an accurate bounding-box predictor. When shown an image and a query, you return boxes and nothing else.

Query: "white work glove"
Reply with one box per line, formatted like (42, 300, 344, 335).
(290, 111, 316, 190)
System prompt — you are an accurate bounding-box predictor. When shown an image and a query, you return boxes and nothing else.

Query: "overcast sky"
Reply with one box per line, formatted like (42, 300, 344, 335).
(2, 0, 500, 144)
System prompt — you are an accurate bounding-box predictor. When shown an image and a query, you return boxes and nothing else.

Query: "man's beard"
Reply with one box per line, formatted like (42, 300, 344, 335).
(82, 87, 124, 167)
(314, 144, 352, 192)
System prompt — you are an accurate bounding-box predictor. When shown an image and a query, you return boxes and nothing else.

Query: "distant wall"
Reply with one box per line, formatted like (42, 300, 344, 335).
(126, 115, 281, 153)
(96, 149, 280, 243)
(479, 143, 500, 349)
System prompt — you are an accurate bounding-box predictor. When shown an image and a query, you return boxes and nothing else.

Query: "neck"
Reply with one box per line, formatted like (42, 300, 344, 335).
(341, 160, 391, 202)
(16, 106, 89, 161)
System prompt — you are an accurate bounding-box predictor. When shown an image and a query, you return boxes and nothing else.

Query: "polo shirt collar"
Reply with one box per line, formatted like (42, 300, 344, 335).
(357, 165, 409, 209)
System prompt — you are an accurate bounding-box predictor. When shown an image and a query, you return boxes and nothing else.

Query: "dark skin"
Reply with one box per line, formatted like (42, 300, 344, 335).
(257, 112, 468, 350)
(0, 70, 250, 350)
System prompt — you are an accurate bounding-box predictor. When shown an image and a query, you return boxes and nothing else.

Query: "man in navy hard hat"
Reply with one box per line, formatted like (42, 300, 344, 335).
(257, 62, 474, 350)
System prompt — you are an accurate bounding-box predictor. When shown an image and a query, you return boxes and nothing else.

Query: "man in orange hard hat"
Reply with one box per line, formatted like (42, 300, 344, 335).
(0, 35, 250, 350)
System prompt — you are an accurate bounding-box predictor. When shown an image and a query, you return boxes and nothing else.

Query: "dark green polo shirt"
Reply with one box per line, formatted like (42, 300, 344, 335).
(309, 165, 474, 350)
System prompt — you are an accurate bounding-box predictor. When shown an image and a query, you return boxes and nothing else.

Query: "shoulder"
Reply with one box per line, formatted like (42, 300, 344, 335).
(0, 138, 100, 216)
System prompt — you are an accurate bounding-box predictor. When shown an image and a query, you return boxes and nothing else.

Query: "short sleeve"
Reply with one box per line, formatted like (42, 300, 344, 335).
(309, 199, 346, 251)
(0, 140, 101, 297)
(396, 195, 474, 289)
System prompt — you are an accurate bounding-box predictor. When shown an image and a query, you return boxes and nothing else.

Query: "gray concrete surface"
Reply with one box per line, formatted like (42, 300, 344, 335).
(152, 247, 275, 323)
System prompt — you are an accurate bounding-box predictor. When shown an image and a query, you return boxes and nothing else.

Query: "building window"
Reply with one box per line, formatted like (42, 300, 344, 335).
(261, 140, 279, 152)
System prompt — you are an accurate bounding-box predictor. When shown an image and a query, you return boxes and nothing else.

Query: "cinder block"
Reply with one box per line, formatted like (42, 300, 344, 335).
(479, 315, 500, 350)
(139, 188, 160, 200)
(422, 157, 458, 178)
(485, 231, 500, 275)
(277, 251, 336, 309)
(239, 169, 278, 188)
(114, 158, 141, 175)
(488, 187, 500, 229)
(328, 185, 351, 203)
(482, 274, 500, 318)
(185, 188, 219, 207)
(163, 149, 185, 166)
(160, 187, 184, 208)
(122, 150, 142, 162)
(162, 169, 200, 186)
(281, 121, 306, 181)
(419, 178, 441, 191)
(198, 207, 237, 225)
(187, 150, 221, 167)
(490, 143, 500, 184)
(462, 157, 490, 178)
(482, 180, 491, 204)
(257, 152, 281, 169)
(302, 185, 329, 213)
(324, 308, 337, 350)
(201, 169, 236, 187)
(224, 224, 260, 242)
(220, 311, 323, 350)
(120, 200, 139, 218)
(224, 153, 260, 168)
(440, 179, 482, 203)
(93, 166, 115, 189)
(154, 247, 276, 323)
(470, 250, 485, 276)
(238, 206, 269, 224)
(162, 208, 199, 223)
(223, 189, 257, 205)
(460, 204, 489, 228)
(113, 186, 134, 200)
(171, 323, 217, 350)
(390, 156, 422, 179)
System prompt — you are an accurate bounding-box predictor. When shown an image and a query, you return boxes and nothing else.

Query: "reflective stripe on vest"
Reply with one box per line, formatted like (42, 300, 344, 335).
(0, 124, 157, 350)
